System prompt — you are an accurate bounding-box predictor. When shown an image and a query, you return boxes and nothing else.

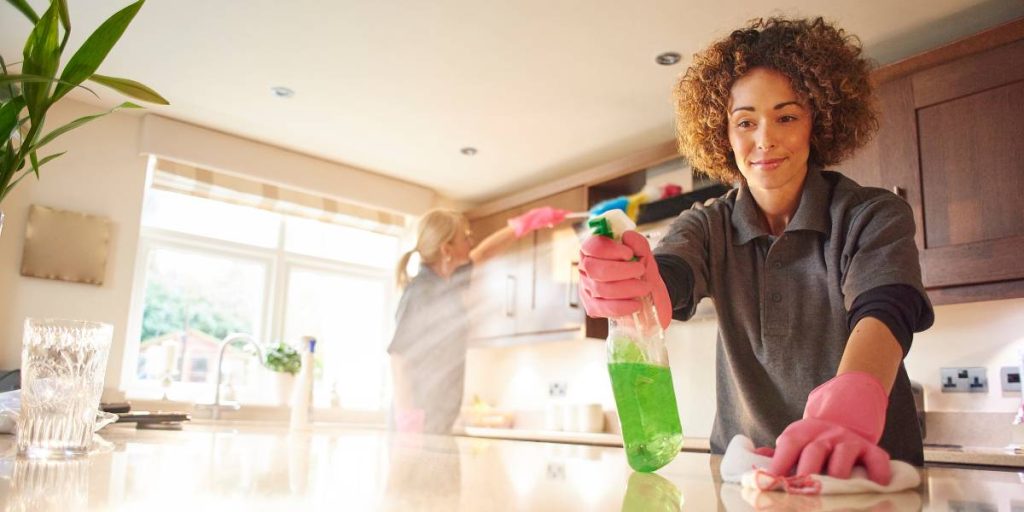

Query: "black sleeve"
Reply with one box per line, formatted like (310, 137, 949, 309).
(654, 254, 695, 321)
(847, 284, 935, 357)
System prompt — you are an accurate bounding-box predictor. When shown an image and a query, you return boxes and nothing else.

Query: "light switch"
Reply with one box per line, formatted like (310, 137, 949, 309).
(1001, 366, 1022, 392)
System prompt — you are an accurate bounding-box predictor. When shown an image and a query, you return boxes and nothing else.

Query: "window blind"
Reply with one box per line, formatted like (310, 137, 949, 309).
(151, 158, 407, 234)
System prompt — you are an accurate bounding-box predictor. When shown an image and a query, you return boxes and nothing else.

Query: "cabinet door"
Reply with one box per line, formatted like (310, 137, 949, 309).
(882, 40, 1024, 290)
(467, 208, 523, 340)
(516, 187, 588, 335)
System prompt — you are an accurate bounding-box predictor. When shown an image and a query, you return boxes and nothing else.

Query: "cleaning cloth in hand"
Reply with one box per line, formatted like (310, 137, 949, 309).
(719, 435, 920, 495)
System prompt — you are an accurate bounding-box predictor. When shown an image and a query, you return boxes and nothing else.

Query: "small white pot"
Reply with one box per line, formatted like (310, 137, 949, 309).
(273, 372, 296, 406)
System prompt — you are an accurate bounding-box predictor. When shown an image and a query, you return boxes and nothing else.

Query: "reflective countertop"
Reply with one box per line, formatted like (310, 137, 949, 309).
(0, 421, 1021, 511)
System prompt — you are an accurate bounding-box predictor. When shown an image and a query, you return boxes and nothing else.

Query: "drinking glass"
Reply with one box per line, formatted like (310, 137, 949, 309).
(16, 318, 113, 459)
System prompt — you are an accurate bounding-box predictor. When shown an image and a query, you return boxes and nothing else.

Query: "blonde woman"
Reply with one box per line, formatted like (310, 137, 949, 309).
(388, 206, 567, 434)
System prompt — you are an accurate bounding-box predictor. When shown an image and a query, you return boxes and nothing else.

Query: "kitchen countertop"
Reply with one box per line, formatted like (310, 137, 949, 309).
(0, 421, 1021, 511)
(461, 427, 1024, 469)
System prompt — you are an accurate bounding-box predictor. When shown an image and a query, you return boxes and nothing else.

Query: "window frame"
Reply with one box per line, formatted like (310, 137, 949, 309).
(124, 199, 399, 413)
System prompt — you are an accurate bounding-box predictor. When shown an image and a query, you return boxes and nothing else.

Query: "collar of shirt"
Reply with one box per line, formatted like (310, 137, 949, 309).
(731, 164, 831, 245)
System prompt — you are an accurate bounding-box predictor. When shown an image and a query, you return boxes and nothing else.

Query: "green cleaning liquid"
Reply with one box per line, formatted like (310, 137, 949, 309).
(608, 362, 684, 472)
(588, 210, 683, 472)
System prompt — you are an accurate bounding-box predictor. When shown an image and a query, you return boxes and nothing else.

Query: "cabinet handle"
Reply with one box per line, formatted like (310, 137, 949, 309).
(892, 186, 905, 199)
(568, 261, 580, 308)
(505, 275, 516, 317)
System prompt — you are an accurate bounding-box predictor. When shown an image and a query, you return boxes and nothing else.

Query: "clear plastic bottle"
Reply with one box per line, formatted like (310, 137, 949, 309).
(589, 210, 683, 472)
(289, 336, 316, 430)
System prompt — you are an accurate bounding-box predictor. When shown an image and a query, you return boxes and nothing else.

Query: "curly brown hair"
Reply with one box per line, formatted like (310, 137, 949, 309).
(674, 17, 878, 182)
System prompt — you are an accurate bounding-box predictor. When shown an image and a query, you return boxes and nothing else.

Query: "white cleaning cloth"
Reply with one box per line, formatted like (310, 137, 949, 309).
(719, 435, 921, 495)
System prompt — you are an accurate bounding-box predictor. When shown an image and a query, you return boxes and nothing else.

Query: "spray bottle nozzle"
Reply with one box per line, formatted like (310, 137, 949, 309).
(588, 210, 637, 241)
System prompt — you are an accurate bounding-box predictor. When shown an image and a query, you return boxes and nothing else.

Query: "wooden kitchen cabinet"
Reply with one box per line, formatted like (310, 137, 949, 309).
(467, 187, 588, 343)
(841, 18, 1024, 305)
(515, 187, 587, 335)
(467, 206, 525, 340)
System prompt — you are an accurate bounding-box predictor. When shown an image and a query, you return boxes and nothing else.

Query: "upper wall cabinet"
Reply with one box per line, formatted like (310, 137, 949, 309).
(467, 187, 589, 344)
(842, 18, 1024, 305)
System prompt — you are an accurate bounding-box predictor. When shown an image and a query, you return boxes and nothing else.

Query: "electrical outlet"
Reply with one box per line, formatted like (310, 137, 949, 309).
(940, 367, 988, 393)
(1001, 366, 1022, 392)
(546, 462, 566, 481)
(548, 381, 567, 398)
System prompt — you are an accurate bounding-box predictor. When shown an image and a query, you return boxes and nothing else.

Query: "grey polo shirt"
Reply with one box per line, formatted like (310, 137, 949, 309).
(388, 263, 471, 434)
(653, 166, 933, 464)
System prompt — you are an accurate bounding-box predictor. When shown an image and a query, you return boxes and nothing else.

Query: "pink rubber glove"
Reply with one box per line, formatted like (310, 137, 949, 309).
(578, 231, 672, 330)
(507, 206, 571, 238)
(395, 408, 425, 433)
(767, 371, 892, 485)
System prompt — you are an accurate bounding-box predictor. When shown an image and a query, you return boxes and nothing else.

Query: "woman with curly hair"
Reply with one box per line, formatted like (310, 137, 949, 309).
(579, 17, 933, 484)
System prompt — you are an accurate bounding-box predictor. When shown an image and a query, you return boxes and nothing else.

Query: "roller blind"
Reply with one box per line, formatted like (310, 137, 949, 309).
(151, 158, 407, 234)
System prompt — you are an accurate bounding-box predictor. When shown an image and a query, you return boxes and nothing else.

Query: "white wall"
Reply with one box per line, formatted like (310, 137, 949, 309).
(906, 298, 1024, 413)
(0, 99, 443, 395)
(0, 101, 149, 388)
(465, 298, 1024, 440)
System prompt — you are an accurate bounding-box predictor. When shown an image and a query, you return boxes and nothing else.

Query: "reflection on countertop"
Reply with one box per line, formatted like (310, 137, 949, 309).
(0, 421, 1020, 511)
(461, 427, 1024, 469)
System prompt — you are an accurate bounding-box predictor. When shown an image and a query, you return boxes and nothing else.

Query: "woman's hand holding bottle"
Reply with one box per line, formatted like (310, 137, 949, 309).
(579, 230, 672, 330)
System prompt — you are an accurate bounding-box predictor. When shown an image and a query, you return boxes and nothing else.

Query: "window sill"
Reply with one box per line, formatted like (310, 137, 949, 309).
(125, 398, 387, 426)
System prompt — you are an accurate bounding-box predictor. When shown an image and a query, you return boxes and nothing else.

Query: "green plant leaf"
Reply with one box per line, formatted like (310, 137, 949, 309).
(28, 150, 39, 178)
(0, 55, 16, 101)
(21, 4, 61, 125)
(33, 101, 138, 149)
(0, 74, 62, 86)
(5, 0, 39, 24)
(53, 0, 145, 102)
(2, 156, 54, 200)
(88, 74, 168, 104)
(0, 97, 26, 142)
(56, 0, 71, 52)
(0, 74, 98, 99)
(35, 150, 65, 167)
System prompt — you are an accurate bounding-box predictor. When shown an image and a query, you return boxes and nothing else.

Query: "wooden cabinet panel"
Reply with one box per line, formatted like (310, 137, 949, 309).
(902, 40, 1024, 289)
(466, 187, 588, 342)
(846, 21, 1024, 300)
(517, 188, 587, 335)
(467, 208, 522, 340)
(911, 39, 1024, 109)
(918, 81, 1024, 249)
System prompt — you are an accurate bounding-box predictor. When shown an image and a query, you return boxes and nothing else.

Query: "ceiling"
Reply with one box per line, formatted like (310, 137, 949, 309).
(2, 1, 1022, 206)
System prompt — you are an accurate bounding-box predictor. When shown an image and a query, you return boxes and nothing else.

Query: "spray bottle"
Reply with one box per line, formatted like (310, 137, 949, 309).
(289, 336, 316, 430)
(589, 210, 683, 472)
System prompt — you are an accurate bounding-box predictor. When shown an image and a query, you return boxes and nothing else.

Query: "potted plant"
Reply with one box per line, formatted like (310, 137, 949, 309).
(264, 342, 301, 406)
(1, 0, 168, 236)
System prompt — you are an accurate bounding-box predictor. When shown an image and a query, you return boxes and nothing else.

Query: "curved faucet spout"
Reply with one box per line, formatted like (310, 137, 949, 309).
(202, 332, 267, 420)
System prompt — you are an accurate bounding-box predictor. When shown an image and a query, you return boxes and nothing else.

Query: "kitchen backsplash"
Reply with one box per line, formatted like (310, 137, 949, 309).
(464, 297, 1024, 446)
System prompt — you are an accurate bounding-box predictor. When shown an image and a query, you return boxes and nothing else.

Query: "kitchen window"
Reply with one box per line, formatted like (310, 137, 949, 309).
(124, 158, 404, 413)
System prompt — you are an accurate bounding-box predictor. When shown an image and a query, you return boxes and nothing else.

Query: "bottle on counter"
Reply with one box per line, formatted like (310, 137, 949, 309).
(289, 336, 316, 430)
(588, 210, 683, 472)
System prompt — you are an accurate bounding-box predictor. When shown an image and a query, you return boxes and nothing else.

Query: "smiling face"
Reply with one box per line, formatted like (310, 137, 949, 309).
(727, 67, 813, 198)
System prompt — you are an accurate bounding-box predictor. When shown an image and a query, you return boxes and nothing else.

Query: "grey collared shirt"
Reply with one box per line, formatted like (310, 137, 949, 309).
(388, 264, 472, 434)
(654, 167, 932, 464)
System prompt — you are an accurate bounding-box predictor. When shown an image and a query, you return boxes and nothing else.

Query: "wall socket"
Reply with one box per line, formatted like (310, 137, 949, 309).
(548, 381, 567, 398)
(940, 367, 988, 393)
(1000, 366, 1022, 392)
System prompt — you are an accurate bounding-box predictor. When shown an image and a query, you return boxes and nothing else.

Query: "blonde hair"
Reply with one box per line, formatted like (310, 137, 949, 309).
(396, 208, 468, 289)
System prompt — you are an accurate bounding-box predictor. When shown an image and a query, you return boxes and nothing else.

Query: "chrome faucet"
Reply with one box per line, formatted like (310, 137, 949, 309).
(195, 333, 266, 420)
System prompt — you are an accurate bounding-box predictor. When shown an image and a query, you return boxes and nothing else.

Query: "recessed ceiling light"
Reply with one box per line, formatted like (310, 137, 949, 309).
(460, 147, 478, 156)
(656, 52, 681, 66)
(271, 86, 295, 98)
